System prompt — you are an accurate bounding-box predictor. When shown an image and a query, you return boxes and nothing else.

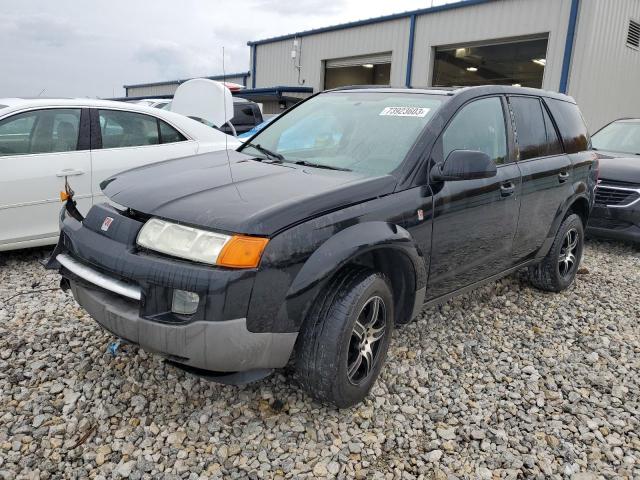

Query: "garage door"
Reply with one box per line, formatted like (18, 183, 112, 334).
(324, 52, 392, 89)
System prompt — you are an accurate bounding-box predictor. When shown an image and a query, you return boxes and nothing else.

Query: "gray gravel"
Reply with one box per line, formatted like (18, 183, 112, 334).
(0, 240, 639, 479)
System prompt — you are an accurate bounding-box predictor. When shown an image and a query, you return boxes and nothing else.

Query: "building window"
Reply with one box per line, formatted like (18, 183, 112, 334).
(432, 37, 549, 88)
(324, 53, 392, 89)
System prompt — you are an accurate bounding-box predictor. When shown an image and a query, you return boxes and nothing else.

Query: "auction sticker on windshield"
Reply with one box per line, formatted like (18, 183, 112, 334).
(379, 106, 430, 117)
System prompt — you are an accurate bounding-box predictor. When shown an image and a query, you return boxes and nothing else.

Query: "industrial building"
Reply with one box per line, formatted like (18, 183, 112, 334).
(124, 0, 640, 130)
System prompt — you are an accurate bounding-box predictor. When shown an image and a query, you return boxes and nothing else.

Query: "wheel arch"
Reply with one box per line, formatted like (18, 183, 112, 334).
(286, 221, 427, 329)
(566, 195, 590, 227)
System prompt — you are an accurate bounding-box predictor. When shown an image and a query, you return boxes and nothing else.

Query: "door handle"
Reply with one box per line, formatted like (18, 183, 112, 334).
(500, 182, 515, 197)
(558, 171, 570, 183)
(56, 169, 85, 177)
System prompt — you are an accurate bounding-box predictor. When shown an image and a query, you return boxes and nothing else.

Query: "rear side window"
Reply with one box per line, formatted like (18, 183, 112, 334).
(545, 99, 590, 154)
(98, 110, 186, 148)
(542, 105, 563, 156)
(159, 120, 186, 144)
(0, 108, 80, 156)
(510, 96, 547, 160)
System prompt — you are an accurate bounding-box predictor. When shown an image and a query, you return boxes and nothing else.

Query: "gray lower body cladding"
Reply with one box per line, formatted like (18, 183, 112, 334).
(69, 281, 298, 372)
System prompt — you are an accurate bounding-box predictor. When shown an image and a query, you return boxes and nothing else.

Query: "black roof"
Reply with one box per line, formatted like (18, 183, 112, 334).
(324, 85, 576, 103)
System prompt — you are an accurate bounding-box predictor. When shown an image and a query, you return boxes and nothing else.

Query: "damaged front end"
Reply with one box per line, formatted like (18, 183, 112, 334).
(46, 184, 297, 383)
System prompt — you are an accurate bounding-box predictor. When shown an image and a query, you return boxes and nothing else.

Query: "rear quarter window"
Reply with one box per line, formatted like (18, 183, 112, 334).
(544, 99, 590, 154)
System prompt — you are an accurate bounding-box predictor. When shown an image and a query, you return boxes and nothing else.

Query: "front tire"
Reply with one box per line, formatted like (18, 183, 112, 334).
(528, 213, 584, 292)
(295, 268, 394, 408)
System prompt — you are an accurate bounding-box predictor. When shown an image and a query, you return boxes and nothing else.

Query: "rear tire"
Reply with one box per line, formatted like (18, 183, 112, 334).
(294, 268, 394, 408)
(528, 213, 584, 292)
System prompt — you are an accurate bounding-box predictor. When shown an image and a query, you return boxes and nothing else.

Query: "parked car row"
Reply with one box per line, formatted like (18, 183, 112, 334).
(47, 85, 599, 407)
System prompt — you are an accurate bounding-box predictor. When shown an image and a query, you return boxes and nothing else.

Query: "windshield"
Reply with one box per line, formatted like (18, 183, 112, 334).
(240, 91, 444, 175)
(592, 120, 640, 156)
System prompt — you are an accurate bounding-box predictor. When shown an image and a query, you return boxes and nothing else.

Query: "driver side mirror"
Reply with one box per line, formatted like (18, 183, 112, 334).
(431, 149, 497, 182)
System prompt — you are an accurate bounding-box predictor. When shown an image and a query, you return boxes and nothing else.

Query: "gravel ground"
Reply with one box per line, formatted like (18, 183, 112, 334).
(0, 239, 639, 480)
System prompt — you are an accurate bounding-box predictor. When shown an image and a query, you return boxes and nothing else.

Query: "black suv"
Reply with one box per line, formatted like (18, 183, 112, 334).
(49, 86, 597, 407)
(221, 97, 264, 135)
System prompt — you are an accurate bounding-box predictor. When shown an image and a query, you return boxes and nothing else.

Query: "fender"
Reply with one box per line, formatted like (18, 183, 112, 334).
(536, 191, 592, 260)
(283, 221, 427, 331)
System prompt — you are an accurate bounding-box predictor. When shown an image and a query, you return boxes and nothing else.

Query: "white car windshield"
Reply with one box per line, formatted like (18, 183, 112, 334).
(241, 91, 444, 175)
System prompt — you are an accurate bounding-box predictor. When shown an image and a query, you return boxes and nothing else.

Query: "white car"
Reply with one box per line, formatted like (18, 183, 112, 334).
(0, 98, 239, 251)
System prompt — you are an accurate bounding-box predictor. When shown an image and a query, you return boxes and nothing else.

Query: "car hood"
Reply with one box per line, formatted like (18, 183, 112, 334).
(100, 149, 397, 236)
(596, 152, 640, 184)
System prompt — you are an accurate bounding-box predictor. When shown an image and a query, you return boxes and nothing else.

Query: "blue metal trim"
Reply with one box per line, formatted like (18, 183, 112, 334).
(559, 0, 580, 93)
(247, 0, 498, 46)
(405, 14, 416, 87)
(123, 72, 250, 90)
(238, 86, 314, 96)
(251, 45, 257, 89)
(111, 86, 313, 102)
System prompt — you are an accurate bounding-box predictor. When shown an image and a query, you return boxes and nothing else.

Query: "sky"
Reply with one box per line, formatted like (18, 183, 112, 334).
(1, 0, 454, 98)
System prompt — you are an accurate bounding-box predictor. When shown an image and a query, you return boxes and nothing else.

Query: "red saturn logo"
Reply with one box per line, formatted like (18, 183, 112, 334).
(101, 217, 114, 232)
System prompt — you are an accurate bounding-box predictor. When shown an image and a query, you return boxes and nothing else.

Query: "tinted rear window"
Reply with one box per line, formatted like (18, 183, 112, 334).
(544, 99, 590, 154)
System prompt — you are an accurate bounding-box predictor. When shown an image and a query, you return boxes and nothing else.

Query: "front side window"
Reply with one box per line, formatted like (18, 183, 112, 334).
(510, 96, 547, 160)
(442, 97, 507, 165)
(0, 108, 80, 156)
(241, 92, 443, 175)
(591, 120, 640, 156)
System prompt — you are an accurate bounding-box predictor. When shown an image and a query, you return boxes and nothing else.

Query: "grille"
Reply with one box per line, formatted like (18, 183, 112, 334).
(595, 185, 640, 206)
(628, 19, 640, 49)
(599, 178, 640, 188)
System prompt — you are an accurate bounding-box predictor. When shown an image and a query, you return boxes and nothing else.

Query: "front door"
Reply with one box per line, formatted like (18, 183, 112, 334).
(0, 107, 92, 249)
(426, 96, 521, 299)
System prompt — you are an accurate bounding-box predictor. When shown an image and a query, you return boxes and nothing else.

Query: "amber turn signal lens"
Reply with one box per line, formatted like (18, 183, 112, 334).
(216, 236, 269, 268)
(60, 191, 70, 202)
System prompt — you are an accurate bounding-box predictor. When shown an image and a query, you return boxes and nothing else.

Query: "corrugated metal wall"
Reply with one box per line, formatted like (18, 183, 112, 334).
(253, 0, 573, 93)
(125, 74, 248, 98)
(253, 18, 411, 89)
(568, 0, 640, 131)
(410, 0, 572, 90)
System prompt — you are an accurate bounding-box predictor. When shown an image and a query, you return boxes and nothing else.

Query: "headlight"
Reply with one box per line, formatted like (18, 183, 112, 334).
(136, 218, 268, 268)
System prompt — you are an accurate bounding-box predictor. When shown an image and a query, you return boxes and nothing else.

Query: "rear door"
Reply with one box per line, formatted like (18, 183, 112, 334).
(0, 107, 92, 248)
(426, 96, 522, 299)
(89, 108, 198, 205)
(509, 95, 573, 261)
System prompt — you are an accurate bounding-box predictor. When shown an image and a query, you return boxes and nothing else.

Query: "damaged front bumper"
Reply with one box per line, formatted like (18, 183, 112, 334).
(48, 203, 297, 379)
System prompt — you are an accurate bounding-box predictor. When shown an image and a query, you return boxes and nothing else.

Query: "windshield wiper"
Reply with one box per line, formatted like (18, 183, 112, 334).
(243, 142, 284, 162)
(294, 160, 352, 172)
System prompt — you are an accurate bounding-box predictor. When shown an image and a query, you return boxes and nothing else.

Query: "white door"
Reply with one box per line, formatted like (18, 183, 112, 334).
(0, 108, 92, 250)
(90, 108, 199, 205)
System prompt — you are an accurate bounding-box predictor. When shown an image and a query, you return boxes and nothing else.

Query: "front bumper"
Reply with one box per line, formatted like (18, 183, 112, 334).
(51, 203, 298, 373)
(587, 204, 640, 243)
(69, 280, 297, 372)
